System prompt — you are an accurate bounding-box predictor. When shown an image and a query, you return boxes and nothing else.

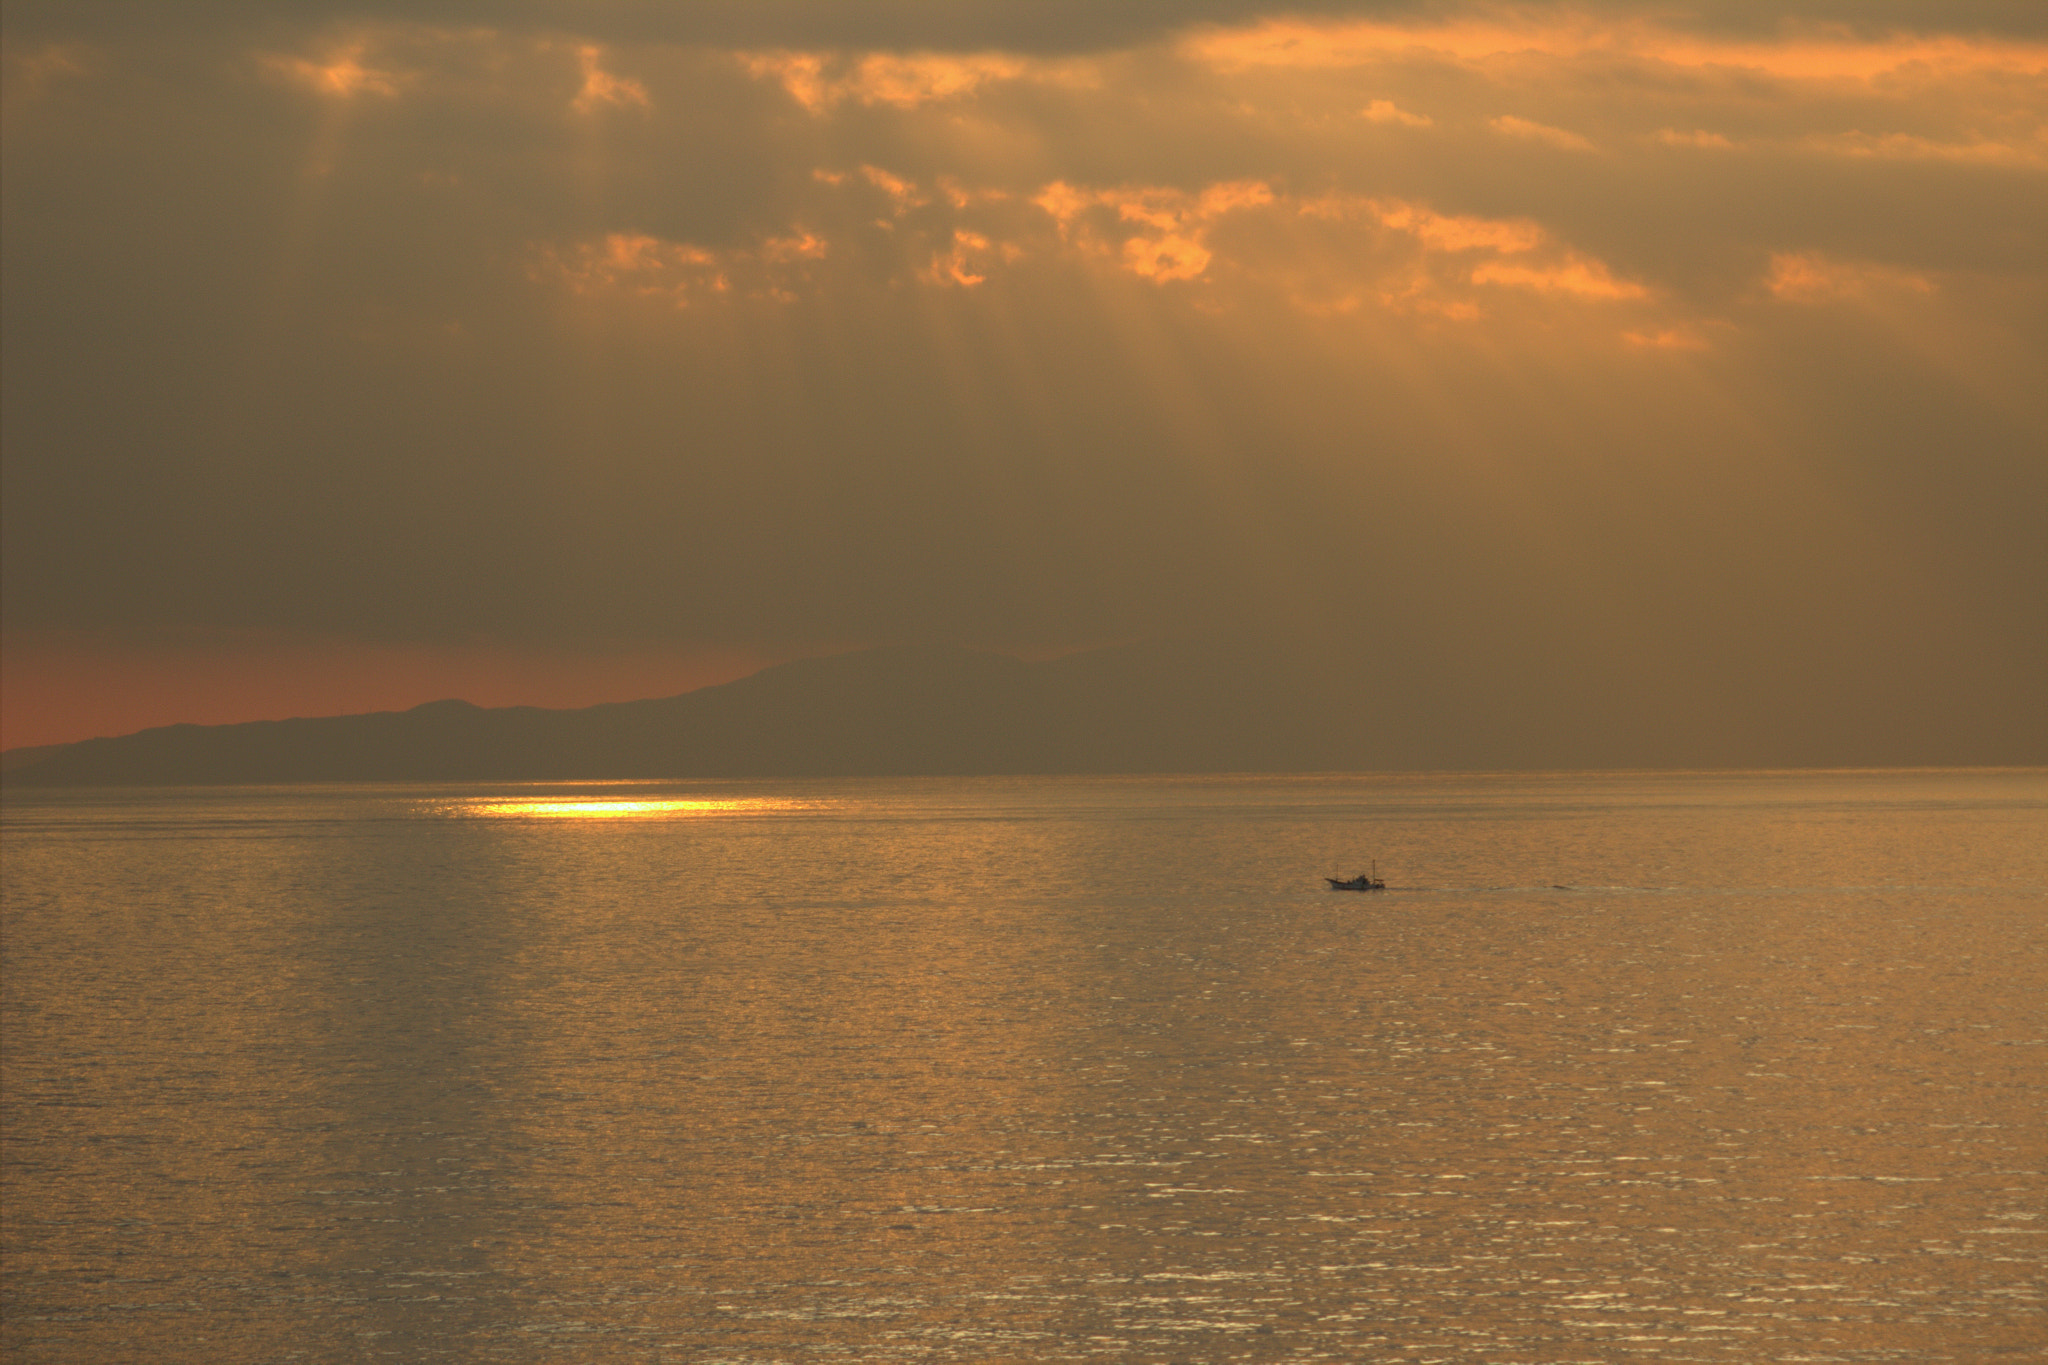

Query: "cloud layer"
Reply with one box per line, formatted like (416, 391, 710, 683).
(4, 3, 2043, 756)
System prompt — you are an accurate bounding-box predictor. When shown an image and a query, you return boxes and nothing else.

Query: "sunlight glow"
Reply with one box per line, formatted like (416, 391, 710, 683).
(452, 798, 810, 819)
(264, 45, 400, 99)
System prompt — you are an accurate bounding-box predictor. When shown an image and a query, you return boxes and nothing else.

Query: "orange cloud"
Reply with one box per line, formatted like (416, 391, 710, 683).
(1657, 128, 1736, 150)
(536, 229, 839, 306)
(923, 230, 1003, 287)
(1183, 16, 2048, 83)
(935, 176, 980, 210)
(861, 164, 926, 211)
(1801, 130, 2046, 167)
(1471, 257, 1646, 299)
(1766, 253, 1935, 303)
(761, 232, 828, 263)
(1032, 182, 1661, 323)
(1624, 326, 1712, 350)
(1031, 181, 1094, 232)
(263, 44, 401, 99)
(566, 232, 723, 294)
(1362, 99, 1431, 127)
(572, 46, 648, 112)
(1296, 195, 1651, 312)
(543, 174, 1664, 325)
(1032, 179, 1273, 284)
(1490, 115, 1596, 152)
(741, 50, 1028, 111)
(1196, 181, 1278, 217)
(536, 178, 1670, 335)
(1365, 199, 1544, 254)
(1123, 234, 1210, 282)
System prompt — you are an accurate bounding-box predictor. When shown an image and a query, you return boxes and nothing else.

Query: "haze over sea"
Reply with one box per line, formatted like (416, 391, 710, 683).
(3, 769, 2042, 1362)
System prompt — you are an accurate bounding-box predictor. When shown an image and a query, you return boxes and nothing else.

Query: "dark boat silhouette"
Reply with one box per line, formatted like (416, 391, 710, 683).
(1327, 861, 1385, 891)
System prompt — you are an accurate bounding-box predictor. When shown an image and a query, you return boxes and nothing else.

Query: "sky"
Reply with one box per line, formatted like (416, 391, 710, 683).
(3, 1, 2044, 760)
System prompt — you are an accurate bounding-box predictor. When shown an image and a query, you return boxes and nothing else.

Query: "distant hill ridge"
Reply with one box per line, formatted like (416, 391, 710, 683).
(0, 641, 1388, 786)
(10, 636, 2030, 785)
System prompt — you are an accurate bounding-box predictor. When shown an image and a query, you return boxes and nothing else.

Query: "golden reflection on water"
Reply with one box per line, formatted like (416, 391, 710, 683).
(3, 772, 2043, 1362)
(449, 797, 810, 819)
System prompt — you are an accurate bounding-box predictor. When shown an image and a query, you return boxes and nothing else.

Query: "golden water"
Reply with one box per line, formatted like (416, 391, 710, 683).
(4, 771, 2043, 1361)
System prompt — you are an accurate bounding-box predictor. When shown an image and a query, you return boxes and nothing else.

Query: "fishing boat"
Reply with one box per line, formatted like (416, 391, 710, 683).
(1327, 861, 1385, 892)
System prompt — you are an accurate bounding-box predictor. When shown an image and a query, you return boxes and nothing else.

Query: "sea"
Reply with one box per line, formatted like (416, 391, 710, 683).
(2, 770, 2042, 1363)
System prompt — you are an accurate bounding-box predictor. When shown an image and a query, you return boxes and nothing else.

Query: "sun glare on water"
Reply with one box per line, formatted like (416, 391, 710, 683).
(449, 798, 808, 819)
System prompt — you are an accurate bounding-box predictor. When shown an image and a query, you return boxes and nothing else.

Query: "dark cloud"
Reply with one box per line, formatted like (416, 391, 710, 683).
(8, 1, 2048, 52)
(16, 2, 1405, 52)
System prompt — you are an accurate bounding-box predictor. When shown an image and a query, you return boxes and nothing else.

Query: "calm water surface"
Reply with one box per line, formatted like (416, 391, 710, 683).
(3, 770, 2044, 1362)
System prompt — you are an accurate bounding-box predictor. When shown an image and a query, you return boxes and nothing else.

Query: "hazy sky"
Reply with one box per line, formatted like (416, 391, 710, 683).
(4, 1, 2044, 756)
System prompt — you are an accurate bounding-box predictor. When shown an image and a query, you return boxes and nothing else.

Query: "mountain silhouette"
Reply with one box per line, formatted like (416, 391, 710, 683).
(8, 633, 2008, 785)
(0, 640, 1413, 786)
